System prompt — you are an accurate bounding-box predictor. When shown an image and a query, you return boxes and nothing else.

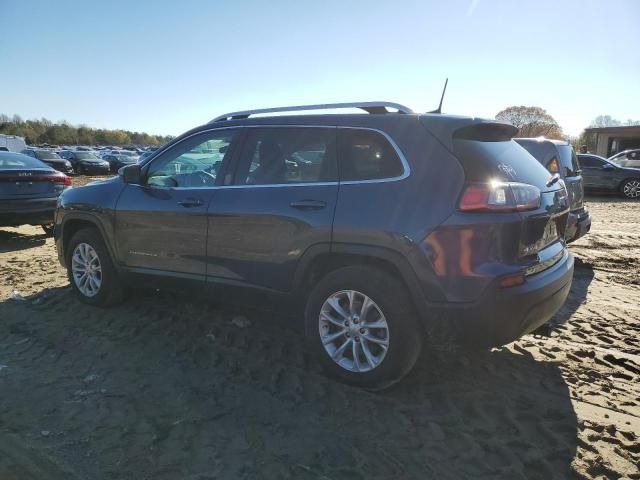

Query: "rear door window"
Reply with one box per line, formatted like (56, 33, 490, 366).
(338, 129, 405, 181)
(233, 127, 337, 185)
(578, 156, 604, 168)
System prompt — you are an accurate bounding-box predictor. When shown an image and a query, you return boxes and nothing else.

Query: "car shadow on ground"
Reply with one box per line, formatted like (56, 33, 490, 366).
(0, 286, 579, 479)
(0, 228, 47, 253)
(549, 256, 595, 328)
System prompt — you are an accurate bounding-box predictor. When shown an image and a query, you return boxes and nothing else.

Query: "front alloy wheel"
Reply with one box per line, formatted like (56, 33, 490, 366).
(71, 242, 102, 297)
(622, 179, 640, 199)
(319, 290, 390, 373)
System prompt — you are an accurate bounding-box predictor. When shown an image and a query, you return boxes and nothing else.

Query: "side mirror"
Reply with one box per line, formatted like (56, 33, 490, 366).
(601, 164, 614, 171)
(119, 163, 141, 184)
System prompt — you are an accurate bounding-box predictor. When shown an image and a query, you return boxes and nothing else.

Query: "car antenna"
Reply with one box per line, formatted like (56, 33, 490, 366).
(428, 78, 448, 114)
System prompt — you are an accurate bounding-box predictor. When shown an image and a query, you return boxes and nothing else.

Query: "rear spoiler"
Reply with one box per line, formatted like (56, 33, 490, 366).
(419, 115, 518, 151)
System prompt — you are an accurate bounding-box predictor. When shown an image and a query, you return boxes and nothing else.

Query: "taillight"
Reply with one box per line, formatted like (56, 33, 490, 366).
(459, 181, 541, 212)
(34, 174, 72, 187)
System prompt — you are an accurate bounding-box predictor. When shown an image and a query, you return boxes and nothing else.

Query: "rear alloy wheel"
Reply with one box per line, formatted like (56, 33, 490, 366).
(622, 179, 640, 199)
(305, 266, 422, 390)
(319, 290, 390, 373)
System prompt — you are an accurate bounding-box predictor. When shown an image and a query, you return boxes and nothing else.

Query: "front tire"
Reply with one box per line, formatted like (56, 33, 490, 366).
(621, 179, 640, 199)
(66, 228, 125, 306)
(304, 266, 422, 390)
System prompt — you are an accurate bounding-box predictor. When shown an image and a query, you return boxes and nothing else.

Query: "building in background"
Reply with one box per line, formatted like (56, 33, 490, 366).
(584, 125, 640, 157)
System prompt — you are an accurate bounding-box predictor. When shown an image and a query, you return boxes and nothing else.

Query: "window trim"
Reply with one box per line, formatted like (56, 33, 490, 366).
(143, 125, 410, 190)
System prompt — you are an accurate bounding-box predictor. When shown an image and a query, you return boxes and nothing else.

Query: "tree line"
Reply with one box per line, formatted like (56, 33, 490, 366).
(0, 114, 173, 146)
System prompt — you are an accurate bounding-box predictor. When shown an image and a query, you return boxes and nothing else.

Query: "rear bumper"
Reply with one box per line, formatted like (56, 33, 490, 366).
(0, 197, 57, 226)
(565, 207, 591, 243)
(429, 250, 574, 348)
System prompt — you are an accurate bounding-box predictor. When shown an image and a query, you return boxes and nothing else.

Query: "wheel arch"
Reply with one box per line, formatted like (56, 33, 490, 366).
(61, 214, 117, 267)
(293, 243, 444, 318)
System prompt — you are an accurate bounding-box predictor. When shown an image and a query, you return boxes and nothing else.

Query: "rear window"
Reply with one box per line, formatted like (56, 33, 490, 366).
(0, 153, 50, 169)
(453, 139, 552, 189)
(339, 129, 404, 181)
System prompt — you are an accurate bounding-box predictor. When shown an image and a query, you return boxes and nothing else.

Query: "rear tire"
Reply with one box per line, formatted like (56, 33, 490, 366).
(66, 228, 125, 306)
(304, 265, 422, 390)
(621, 179, 640, 199)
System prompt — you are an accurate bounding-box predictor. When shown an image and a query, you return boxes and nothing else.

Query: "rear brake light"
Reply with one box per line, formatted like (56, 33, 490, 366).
(33, 174, 72, 186)
(459, 182, 540, 212)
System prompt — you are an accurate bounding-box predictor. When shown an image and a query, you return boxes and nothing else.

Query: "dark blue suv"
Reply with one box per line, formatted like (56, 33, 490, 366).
(54, 102, 574, 389)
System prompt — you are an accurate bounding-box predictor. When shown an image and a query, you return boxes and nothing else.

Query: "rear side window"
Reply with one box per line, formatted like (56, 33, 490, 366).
(453, 139, 552, 189)
(339, 129, 404, 181)
(557, 145, 580, 177)
(234, 128, 337, 185)
(578, 156, 604, 168)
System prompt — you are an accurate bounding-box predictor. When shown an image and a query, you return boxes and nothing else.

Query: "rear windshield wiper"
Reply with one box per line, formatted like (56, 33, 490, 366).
(546, 173, 561, 187)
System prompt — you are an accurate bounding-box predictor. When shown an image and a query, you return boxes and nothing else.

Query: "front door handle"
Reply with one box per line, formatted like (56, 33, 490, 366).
(289, 200, 327, 210)
(178, 198, 204, 208)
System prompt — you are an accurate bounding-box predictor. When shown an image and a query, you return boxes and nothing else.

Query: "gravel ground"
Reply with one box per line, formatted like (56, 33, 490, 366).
(1, 178, 639, 479)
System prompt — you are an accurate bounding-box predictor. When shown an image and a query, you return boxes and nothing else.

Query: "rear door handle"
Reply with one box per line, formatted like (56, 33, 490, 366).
(289, 200, 326, 210)
(178, 198, 204, 208)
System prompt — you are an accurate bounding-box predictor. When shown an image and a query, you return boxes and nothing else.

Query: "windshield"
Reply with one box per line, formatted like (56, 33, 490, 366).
(35, 150, 61, 160)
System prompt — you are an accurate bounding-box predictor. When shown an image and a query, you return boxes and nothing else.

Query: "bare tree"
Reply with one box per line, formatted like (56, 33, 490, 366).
(495, 106, 563, 139)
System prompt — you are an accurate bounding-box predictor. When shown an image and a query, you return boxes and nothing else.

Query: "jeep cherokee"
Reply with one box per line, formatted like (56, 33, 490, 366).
(54, 102, 574, 389)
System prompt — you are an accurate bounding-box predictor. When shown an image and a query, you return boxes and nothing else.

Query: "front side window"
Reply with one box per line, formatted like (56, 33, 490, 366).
(339, 129, 404, 181)
(146, 129, 237, 188)
(234, 128, 337, 185)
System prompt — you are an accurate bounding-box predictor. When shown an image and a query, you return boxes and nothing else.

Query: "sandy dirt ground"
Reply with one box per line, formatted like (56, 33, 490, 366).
(1, 177, 639, 479)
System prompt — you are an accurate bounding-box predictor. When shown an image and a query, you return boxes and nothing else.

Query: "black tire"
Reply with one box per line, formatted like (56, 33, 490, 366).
(304, 265, 422, 390)
(621, 178, 640, 199)
(76, 164, 85, 175)
(66, 227, 125, 306)
(41, 224, 55, 236)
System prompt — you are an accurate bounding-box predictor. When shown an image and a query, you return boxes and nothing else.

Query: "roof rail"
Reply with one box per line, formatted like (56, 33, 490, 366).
(210, 101, 414, 123)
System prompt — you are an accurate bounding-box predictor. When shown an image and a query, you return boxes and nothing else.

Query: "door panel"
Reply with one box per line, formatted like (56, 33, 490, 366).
(206, 185, 338, 291)
(205, 126, 339, 292)
(114, 128, 240, 276)
(115, 185, 213, 275)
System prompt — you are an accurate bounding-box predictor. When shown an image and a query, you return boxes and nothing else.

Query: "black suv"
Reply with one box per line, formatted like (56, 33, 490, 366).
(515, 138, 591, 242)
(54, 102, 574, 389)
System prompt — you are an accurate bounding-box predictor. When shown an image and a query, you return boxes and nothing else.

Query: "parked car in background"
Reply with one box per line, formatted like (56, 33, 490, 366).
(515, 138, 590, 242)
(139, 150, 155, 162)
(0, 151, 71, 235)
(578, 153, 640, 199)
(59, 151, 110, 175)
(21, 149, 74, 174)
(54, 102, 574, 389)
(608, 149, 640, 169)
(0, 134, 27, 152)
(104, 152, 138, 173)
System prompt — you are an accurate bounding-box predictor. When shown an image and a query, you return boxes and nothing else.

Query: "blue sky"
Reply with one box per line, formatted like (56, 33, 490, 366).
(1, 0, 638, 136)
